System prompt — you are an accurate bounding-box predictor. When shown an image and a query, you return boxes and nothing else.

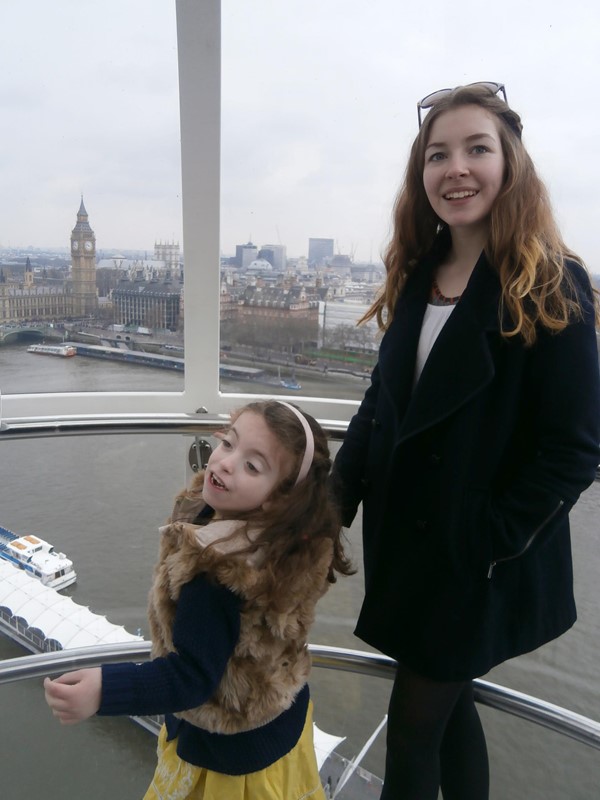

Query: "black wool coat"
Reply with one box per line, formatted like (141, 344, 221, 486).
(333, 253, 600, 680)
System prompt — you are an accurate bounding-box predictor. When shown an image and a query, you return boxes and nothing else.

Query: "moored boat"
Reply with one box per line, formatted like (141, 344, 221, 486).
(277, 365, 302, 390)
(0, 525, 77, 590)
(27, 344, 77, 357)
(280, 378, 302, 390)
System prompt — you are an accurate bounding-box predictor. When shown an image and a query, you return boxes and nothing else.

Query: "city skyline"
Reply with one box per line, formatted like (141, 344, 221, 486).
(0, 230, 375, 265)
(1, 2, 599, 269)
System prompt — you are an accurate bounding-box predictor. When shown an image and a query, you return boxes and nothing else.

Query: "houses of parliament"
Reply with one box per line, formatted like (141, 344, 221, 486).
(0, 198, 98, 324)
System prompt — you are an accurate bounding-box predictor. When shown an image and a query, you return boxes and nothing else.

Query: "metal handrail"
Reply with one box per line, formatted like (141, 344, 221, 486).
(0, 412, 348, 441)
(0, 642, 599, 751)
(1, 413, 599, 752)
(0, 413, 595, 476)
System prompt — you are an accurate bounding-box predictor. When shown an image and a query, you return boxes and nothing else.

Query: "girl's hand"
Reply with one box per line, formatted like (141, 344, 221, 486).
(44, 668, 102, 725)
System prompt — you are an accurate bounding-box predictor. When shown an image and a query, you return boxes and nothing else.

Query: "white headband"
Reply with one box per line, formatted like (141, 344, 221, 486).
(275, 400, 315, 485)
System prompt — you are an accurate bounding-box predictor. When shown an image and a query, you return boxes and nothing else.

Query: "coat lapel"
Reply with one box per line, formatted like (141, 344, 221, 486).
(392, 252, 501, 445)
(377, 260, 432, 422)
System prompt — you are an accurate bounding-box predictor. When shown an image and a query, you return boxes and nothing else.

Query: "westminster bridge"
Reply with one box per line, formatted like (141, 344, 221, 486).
(0, 324, 64, 346)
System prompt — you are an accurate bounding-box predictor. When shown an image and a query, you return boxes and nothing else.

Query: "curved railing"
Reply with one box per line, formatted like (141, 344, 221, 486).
(1, 414, 599, 756)
(0, 414, 597, 476)
(1, 642, 599, 751)
(0, 412, 349, 441)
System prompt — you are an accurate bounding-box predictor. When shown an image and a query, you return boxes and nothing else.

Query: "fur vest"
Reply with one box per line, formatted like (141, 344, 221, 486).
(147, 477, 334, 735)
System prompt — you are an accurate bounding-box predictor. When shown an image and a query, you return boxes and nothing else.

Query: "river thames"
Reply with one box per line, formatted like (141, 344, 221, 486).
(0, 344, 598, 799)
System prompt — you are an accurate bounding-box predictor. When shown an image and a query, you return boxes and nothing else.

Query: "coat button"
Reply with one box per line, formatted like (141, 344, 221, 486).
(429, 453, 442, 466)
(371, 418, 381, 429)
(361, 478, 371, 490)
(416, 519, 428, 531)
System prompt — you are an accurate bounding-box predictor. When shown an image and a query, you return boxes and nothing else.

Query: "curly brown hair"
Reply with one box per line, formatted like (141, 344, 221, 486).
(362, 84, 600, 344)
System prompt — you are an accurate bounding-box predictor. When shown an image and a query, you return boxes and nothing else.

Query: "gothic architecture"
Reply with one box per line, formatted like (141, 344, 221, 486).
(0, 199, 98, 324)
(70, 197, 98, 316)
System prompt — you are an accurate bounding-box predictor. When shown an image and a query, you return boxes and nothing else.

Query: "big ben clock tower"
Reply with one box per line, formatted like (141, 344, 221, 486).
(70, 196, 98, 317)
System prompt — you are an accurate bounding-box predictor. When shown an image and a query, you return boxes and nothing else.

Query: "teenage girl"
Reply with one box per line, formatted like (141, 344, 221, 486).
(45, 399, 353, 800)
(332, 83, 600, 799)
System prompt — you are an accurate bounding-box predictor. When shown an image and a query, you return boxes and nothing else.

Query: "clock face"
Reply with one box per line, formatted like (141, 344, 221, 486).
(84, 240, 93, 252)
(72, 240, 79, 251)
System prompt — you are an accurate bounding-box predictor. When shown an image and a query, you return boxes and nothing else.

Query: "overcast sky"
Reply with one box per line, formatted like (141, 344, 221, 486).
(1, 1, 599, 272)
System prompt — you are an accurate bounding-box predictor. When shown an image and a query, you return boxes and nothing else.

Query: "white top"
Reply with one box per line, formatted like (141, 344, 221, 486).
(414, 303, 456, 384)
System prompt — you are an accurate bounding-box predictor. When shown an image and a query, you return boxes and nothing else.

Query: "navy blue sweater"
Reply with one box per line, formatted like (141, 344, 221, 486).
(97, 573, 310, 775)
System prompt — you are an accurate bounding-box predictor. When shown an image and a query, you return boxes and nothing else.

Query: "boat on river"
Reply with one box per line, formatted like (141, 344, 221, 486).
(279, 377, 302, 390)
(0, 525, 76, 590)
(277, 366, 302, 390)
(27, 344, 77, 357)
(219, 362, 302, 390)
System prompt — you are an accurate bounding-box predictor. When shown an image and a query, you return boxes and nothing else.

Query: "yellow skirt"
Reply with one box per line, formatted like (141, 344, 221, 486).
(143, 702, 326, 800)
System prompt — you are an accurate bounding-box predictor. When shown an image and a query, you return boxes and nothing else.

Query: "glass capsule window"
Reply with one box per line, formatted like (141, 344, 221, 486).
(0, 0, 598, 424)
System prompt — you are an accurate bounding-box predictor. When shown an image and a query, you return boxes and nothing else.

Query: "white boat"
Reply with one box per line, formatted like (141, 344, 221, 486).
(0, 525, 77, 590)
(278, 366, 302, 390)
(27, 343, 77, 357)
(280, 378, 302, 390)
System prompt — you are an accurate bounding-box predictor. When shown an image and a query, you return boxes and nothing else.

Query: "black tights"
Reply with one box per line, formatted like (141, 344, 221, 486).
(379, 662, 489, 800)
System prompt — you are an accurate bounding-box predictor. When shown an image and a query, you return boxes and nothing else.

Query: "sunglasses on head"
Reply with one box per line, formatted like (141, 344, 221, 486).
(417, 82, 508, 127)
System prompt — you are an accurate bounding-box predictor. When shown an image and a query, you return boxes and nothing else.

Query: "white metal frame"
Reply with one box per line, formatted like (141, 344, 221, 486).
(2, 0, 358, 426)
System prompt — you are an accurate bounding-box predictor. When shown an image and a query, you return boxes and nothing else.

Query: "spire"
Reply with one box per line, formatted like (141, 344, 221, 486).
(72, 195, 93, 236)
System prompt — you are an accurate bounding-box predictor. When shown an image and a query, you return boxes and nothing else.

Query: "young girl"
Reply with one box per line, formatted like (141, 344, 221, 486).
(332, 83, 600, 799)
(45, 399, 353, 800)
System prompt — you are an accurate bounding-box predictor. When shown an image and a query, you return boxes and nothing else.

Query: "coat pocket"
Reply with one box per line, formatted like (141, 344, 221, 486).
(487, 499, 565, 578)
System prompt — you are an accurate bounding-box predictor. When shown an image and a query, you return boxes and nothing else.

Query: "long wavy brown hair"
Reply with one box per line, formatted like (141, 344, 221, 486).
(205, 400, 354, 585)
(362, 85, 600, 344)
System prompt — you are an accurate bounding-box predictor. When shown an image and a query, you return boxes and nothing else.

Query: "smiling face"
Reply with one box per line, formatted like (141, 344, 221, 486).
(202, 410, 292, 517)
(422, 104, 505, 237)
